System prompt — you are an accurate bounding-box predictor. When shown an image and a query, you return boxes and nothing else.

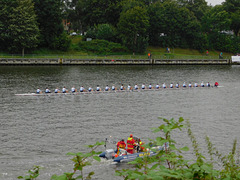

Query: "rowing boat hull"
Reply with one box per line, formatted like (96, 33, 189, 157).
(15, 90, 132, 96)
(15, 86, 222, 96)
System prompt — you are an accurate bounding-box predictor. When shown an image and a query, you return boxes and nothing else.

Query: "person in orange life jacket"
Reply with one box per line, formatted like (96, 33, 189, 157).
(116, 139, 126, 155)
(127, 134, 136, 154)
(117, 139, 126, 149)
(138, 138, 145, 152)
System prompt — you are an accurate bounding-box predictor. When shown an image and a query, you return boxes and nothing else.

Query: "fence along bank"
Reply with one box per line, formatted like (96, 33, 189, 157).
(0, 58, 233, 65)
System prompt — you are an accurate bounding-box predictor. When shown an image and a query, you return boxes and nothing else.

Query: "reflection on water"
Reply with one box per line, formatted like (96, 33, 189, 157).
(0, 65, 240, 180)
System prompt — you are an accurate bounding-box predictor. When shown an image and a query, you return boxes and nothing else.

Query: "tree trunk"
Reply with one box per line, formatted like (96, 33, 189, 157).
(22, 48, 25, 57)
(133, 34, 137, 55)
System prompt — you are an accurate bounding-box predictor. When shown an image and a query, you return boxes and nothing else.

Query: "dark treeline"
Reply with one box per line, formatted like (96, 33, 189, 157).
(0, 0, 239, 55)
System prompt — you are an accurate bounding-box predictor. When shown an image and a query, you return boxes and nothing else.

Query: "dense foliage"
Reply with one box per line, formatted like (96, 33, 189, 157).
(77, 39, 127, 54)
(0, 0, 239, 54)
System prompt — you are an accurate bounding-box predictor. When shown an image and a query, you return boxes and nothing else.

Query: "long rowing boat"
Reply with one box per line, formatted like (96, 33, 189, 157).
(15, 86, 222, 96)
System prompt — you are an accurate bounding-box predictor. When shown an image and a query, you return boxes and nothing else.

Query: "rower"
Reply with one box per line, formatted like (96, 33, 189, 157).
(62, 87, 67, 93)
(45, 88, 51, 93)
(170, 83, 173, 88)
(111, 85, 116, 91)
(149, 84, 152, 89)
(183, 82, 186, 88)
(127, 84, 132, 90)
(36, 88, 41, 94)
(155, 84, 160, 89)
(105, 85, 110, 91)
(71, 86, 76, 93)
(120, 84, 124, 90)
(175, 83, 179, 88)
(80, 86, 85, 92)
(214, 82, 219, 87)
(194, 82, 198, 87)
(206, 82, 210, 87)
(162, 83, 166, 88)
(55, 88, 60, 93)
(201, 81, 204, 87)
(189, 82, 192, 88)
(141, 84, 145, 89)
(134, 84, 139, 90)
(96, 85, 101, 91)
(88, 87, 93, 92)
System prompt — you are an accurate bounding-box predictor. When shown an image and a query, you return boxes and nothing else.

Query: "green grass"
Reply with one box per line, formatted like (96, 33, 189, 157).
(0, 37, 234, 59)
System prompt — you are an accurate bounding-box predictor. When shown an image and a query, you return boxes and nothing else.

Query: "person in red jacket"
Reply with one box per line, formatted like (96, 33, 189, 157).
(117, 139, 126, 149)
(214, 82, 219, 87)
(127, 134, 136, 154)
(116, 139, 126, 155)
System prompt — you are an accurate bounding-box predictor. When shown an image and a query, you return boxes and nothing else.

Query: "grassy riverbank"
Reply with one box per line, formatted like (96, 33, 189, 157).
(0, 36, 234, 59)
(0, 49, 233, 59)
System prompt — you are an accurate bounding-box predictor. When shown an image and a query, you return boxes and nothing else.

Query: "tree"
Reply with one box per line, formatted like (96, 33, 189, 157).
(230, 11, 240, 36)
(0, 0, 17, 51)
(63, 0, 86, 33)
(179, 0, 209, 21)
(8, 0, 39, 56)
(83, 0, 123, 27)
(223, 0, 240, 36)
(148, 1, 200, 48)
(201, 5, 231, 33)
(33, 0, 64, 48)
(118, 5, 149, 54)
(95, 24, 117, 42)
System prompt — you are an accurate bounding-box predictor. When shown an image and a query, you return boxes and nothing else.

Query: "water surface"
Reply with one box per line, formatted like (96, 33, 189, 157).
(0, 65, 240, 179)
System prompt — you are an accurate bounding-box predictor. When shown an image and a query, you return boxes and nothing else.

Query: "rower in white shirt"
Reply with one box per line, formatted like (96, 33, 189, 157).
(55, 88, 60, 93)
(175, 83, 179, 88)
(120, 84, 124, 90)
(62, 87, 67, 93)
(36, 88, 41, 94)
(162, 83, 166, 88)
(71, 86, 76, 93)
(96, 85, 101, 91)
(149, 84, 152, 89)
(88, 87, 93, 92)
(105, 85, 110, 91)
(183, 82, 186, 88)
(134, 84, 139, 90)
(80, 86, 85, 92)
(112, 85, 116, 91)
(45, 88, 51, 93)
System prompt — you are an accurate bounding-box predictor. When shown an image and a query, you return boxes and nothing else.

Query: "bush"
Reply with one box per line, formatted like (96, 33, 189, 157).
(50, 32, 71, 51)
(78, 39, 127, 55)
(208, 33, 240, 54)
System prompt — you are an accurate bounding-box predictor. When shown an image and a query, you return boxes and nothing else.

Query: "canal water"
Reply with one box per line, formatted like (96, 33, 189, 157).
(0, 65, 240, 179)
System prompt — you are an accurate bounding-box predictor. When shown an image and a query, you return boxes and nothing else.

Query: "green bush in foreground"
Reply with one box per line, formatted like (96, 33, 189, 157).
(18, 118, 240, 179)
